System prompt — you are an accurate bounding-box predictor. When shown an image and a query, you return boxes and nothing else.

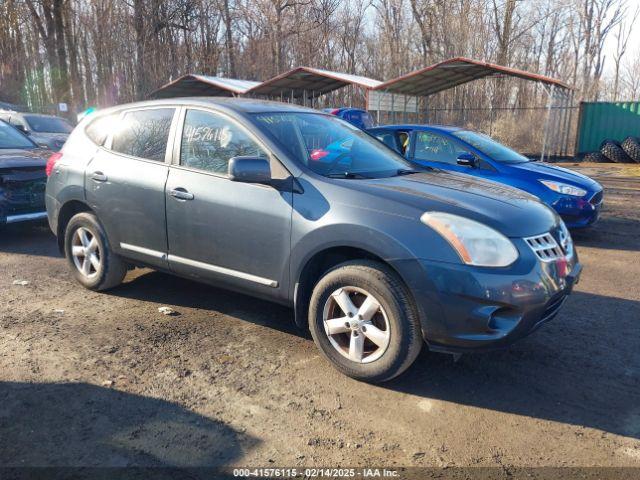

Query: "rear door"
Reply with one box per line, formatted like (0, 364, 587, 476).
(85, 107, 178, 269)
(165, 107, 293, 299)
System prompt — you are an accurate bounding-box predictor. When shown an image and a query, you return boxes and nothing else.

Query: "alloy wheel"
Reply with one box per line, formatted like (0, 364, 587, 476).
(71, 227, 101, 279)
(322, 286, 391, 363)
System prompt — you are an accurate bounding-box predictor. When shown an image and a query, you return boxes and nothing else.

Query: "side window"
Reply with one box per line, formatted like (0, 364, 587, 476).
(397, 132, 410, 155)
(85, 114, 118, 146)
(374, 132, 400, 152)
(414, 132, 466, 165)
(180, 109, 268, 175)
(111, 108, 174, 161)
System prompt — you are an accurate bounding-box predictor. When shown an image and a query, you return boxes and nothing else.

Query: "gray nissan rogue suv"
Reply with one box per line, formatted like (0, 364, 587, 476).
(45, 98, 581, 382)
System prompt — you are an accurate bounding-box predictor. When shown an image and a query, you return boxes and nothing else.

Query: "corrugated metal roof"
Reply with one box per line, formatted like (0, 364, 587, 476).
(149, 58, 569, 100)
(246, 67, 382, 97)
(192, 75, 262, 92)
(150, 74, 262, 98)
(375, 57, 570, 96)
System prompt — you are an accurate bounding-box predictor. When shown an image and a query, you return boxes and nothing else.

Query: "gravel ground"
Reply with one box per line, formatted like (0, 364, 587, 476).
(1, 163, 639, 472)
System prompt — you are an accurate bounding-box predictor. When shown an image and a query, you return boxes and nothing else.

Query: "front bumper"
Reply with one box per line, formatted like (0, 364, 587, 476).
(391, 240, 581, 352)
(1, 172, 47, 226)
(2, 211, 48, 224)
(551, 190, 603, 229)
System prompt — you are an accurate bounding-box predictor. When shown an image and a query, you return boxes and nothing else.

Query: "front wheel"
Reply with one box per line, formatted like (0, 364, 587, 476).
(64, 212, 127, 291)
(308, 260, 423, 383)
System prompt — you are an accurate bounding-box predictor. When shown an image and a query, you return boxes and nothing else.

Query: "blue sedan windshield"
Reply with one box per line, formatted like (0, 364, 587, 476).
(453, 130, 530, 164)
(0, 121, 36, 149)
(253, 112, 413, 178)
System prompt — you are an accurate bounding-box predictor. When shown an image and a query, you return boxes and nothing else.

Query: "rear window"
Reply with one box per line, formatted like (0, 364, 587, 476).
(111, 108, 174, 161)
(24, 115, 73, 133)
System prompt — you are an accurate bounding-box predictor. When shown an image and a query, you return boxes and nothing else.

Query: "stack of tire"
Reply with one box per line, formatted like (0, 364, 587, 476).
(584, 136, 640, 163)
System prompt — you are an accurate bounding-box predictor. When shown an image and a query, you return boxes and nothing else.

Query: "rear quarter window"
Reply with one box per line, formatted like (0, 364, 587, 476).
(110, 108, 175, 161)
(85, 114, 118, 146)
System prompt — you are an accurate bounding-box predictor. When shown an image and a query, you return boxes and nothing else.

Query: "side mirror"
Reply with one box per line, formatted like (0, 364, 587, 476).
(15, 125, 30, 135)
(228, 156, 271, 185)
(456, 152, 476, 167)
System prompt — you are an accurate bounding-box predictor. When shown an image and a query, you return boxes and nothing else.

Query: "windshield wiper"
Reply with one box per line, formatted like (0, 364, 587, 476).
(326, 172, 372, 179)
(396, 168, 430, 176)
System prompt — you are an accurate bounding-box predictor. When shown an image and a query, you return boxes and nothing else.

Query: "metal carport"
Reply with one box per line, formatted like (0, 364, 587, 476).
(371, 57, 574, 160)
(150, 74, 261, 98)
(245, 66, 382, 106)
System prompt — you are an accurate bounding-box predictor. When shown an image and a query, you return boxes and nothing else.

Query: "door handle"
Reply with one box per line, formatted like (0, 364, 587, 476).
(170, 188, 194, 201)
(91, 171, 108, 182)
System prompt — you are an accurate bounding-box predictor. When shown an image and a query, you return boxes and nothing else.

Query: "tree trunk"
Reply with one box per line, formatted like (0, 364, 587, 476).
(134, 0, 146, 99)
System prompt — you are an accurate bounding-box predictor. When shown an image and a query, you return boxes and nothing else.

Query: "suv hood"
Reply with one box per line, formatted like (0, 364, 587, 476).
(506, 161, 601, 190)
(0, 148, 49, 169)
(344, 170, 558, 237)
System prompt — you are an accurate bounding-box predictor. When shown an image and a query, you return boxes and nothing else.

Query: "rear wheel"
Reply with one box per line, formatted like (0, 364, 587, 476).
(64, 212, 127, 291)
(308, 260, 422, 383)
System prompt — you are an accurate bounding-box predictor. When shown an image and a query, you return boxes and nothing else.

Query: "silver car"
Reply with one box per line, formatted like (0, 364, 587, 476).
(0, 111, 72, 151)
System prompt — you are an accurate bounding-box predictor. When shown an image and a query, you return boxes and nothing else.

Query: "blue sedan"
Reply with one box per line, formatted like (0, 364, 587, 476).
(368, 125, 604, 228)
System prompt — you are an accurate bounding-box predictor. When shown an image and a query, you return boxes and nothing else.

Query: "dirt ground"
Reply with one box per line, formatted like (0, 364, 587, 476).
(1, 163, 639, 473)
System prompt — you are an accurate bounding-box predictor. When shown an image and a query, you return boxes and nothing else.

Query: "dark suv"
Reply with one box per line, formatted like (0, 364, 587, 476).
(46, 98, 581, 382)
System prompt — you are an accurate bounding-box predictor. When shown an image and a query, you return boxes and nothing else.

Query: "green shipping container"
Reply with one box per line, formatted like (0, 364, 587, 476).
(576, 101, 640, 154)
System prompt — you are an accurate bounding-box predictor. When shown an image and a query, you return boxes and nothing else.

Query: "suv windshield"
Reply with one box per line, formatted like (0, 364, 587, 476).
(24, 115, 73, 134)
(452, 130, 530, 164)
(252, 112, 414, 178)
(0, 121, 36, 149)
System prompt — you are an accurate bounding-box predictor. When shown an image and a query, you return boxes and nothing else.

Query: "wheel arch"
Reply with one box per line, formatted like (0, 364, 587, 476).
(292, 244, 417, 331)
(56, 200, 95, 254)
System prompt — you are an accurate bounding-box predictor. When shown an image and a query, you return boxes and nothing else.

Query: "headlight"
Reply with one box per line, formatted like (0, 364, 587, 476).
(540, 180, 586, 197)
(421, 212, 518, 267)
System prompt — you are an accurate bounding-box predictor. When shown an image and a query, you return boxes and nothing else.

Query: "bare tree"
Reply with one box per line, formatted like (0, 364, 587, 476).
(0, 0, 636, 116)
(612, 4, 638, 100)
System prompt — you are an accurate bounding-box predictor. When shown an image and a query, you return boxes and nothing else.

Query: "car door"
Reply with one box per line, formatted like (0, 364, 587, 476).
(165, 107, 293, 299)
(410, 130, 495, 180)
(85, 106, 178, 269)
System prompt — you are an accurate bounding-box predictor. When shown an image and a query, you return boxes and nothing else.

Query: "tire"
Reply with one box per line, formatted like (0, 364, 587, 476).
(308, 260, 422, 383)
(64, 212, 127, 291)
(582, 151, 611, 163)
(600, 139, 633, 163)
(621, 136, 640, 163)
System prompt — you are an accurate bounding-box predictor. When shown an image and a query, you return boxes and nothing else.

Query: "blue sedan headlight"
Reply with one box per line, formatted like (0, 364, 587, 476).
(539, 180, 587, 197)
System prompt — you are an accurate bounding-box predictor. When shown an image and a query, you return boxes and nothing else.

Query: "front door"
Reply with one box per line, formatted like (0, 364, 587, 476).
(411, 131, 501, 182)
(165, 108, 293, 299)
(85, 107, 177, 269)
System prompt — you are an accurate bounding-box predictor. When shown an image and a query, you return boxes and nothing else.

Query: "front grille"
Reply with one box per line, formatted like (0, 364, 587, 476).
(590, 191, 603, 205)
(524, 233, 564, 262)
(0, 167, 46, 216)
